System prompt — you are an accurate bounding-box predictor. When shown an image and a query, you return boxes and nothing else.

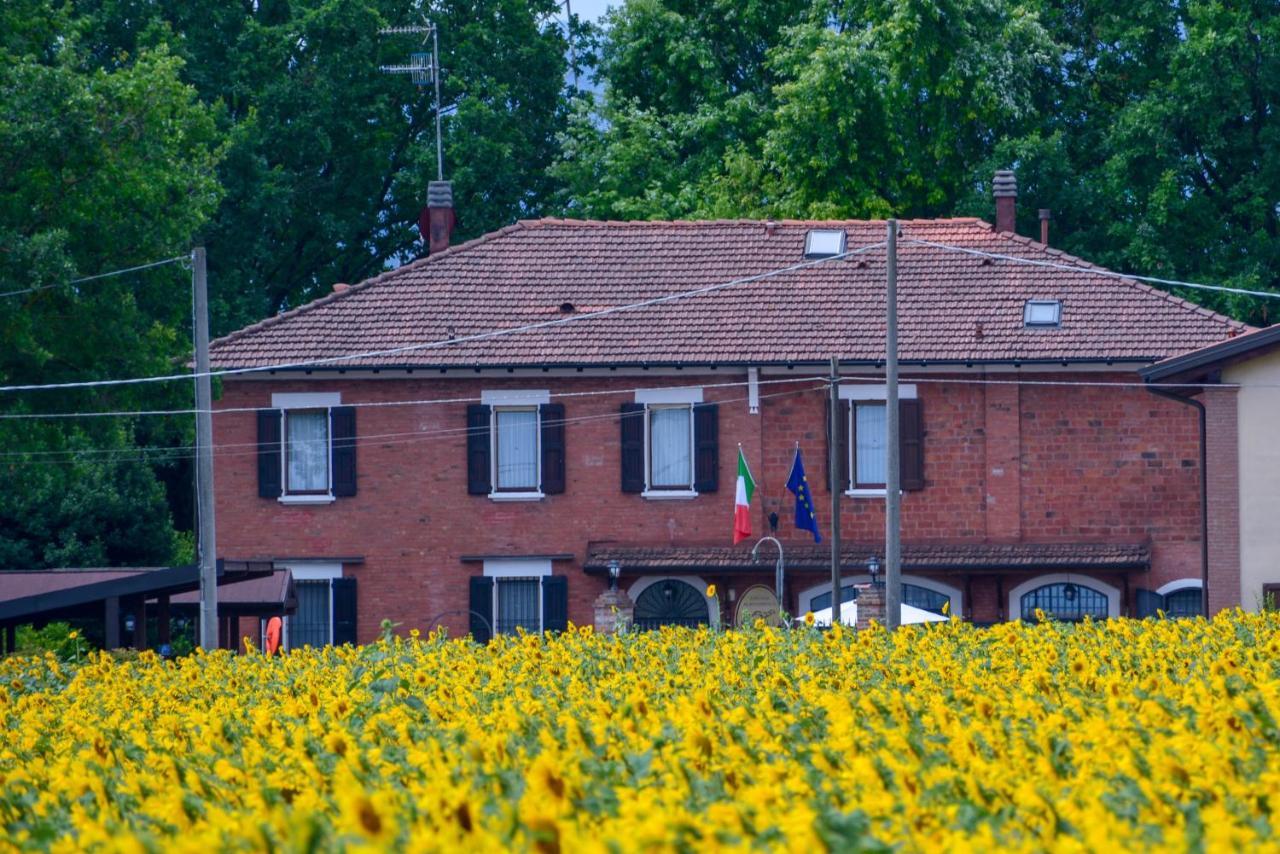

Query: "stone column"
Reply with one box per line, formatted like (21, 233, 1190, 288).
(593, 589, 635, 634)
(855, 583, 885, 631)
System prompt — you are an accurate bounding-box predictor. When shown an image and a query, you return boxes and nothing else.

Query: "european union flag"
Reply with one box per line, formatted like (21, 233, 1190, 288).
(786, 448, 822, 543)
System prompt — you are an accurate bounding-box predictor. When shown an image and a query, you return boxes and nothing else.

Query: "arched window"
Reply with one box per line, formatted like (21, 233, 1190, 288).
(1155, 580, 1204, 618)
(632, 579, 709, 630)
(803, 581, 957, 614)
(1019, 583, 1109, 621)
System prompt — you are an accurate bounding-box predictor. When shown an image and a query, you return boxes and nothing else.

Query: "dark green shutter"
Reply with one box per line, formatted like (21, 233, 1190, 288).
(331, 406, 357, 496)
(331, 577, 357, 644)
(257, 409, 282, 498)
(899, 399, 924, 491)
(540, 403, 566, 494)
(620, 403, 645, 493)
(1134, 588, 1164, 619)
(542, 575, 568, 633)
(693, 403, 719, 492)
(466, 405, 491, 495)
(469, 576, 494, 643)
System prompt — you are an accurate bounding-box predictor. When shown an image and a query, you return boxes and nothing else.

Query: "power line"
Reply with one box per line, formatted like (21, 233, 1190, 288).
(0, 375, 812, 421)
(0, 370, 1258, 462)
(0, 384, 824, 465)
(0, 370, 1261, 423)
(0, 242, 887, 394)
(902, 238, 1280, 301)
(0, 255, 188, 299)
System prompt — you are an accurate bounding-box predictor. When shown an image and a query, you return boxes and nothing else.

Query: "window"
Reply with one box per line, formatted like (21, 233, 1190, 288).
(470, 391, 560, 500)
(1024, 300, 1062, 327)
(801, 576, 961, 617)
(1164, 587, 1203, 618)
(1143, 580, 1204, 618)
(260, 393, 356, 503)
(493, 408, 539, 491)
(623, 388, 716, 498)
(628, 577, 711, 630)
(285, 410, 329, 494)
(835, 384, 919, 494)
(649, 405, 693, 490)
(470, 559, 569, 642)
(805, 229, 847, 258)
(1020, 583, 1108, 621)
(853, 402, 887, 488)
(274, 563, 357, 649)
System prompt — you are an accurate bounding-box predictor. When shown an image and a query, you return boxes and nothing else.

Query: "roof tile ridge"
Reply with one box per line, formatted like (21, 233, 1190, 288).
(986, 231, 1249, 332)
(211, 222, 529, 351)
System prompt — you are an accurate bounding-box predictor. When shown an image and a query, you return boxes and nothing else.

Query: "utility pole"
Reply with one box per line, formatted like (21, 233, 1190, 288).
(193, 247, 218, 649)
(828, 356, 842, 625)
(884, 221, 902, 630)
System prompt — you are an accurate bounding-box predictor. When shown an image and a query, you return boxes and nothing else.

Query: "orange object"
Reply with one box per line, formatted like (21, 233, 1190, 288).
(265, 617, 283, 655)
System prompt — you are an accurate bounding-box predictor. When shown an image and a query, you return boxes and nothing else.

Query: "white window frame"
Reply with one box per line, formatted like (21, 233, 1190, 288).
(635, 387, 703, 499)
(481, 391, 549, 501)
(483, 559, 552, 635)
(272, 392, 342, 505)
(1008, 573, 1120, 621)
(837, 384, 916, 497)
(797, 574, 963, 618)
(1156, 578, 1203, 596)
(276, 562, 343, 650)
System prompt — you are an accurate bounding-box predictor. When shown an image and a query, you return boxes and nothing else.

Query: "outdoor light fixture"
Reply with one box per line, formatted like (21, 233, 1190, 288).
(868, 554, 880, 583)
(663, 581, 675, 602)
(607, 559, 621, 591)
(124, 615, 135, 633)
(1063, 583, 1078, 602)
(768, 511, 779, 533)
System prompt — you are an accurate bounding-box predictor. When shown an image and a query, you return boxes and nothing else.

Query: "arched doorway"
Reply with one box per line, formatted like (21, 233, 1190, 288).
(632, 579, 709, 630)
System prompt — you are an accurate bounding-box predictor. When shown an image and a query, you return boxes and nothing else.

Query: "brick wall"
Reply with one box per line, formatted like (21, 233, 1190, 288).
(1203, 387, 1240, 614)
(213, 370, 1205, 641)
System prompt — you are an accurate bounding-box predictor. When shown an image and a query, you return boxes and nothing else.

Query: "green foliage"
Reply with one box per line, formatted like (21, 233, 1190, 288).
(558, 0, 1280, 320)
(72, 0, 573, 330)
(0, 0, 223, 569)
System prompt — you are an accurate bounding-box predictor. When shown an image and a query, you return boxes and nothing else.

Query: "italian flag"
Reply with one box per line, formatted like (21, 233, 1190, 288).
(733, 447, 756, 544)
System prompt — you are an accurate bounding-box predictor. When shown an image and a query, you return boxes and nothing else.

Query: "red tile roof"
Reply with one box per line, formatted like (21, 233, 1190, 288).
(209, 219, 1247, 369)
(583, 542, 1150, 575)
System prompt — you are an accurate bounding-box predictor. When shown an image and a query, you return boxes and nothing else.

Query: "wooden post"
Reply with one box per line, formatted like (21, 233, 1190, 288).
(828, 356, 842, 624)
(132, 598, 147, 650)
(104, 597, 120, 649)
(885, 220, 902, 631)
(156, 595, 171, 646)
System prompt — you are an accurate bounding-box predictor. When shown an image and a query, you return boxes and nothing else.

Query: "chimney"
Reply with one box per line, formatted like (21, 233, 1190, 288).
(332, 282, 350, 294)
(419, 180, 456, 255)
(993, 170, 1017, 234)
(1039, 209, 1051, 245)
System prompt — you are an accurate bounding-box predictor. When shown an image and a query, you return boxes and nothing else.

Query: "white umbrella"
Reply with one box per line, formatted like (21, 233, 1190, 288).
(811, 600, 947, 627)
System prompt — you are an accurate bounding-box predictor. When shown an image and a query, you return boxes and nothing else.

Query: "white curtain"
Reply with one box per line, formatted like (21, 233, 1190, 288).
(496, 578, 541, 634)
(287, 411, 329, 492)
(855, 403, 887, 486)
(495, 409, 538, 489)
(650, 406, 691, 488)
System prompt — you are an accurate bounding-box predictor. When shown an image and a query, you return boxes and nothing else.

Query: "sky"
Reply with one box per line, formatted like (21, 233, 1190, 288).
(565, 0, 614, 24)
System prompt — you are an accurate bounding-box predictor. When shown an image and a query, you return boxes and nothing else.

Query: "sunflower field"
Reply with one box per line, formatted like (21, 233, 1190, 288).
(2, 612, 1279, 851)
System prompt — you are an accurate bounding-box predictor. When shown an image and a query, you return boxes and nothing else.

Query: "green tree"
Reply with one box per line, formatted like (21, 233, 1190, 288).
(74, 0, 573, 330)
(0, 0, 223, 568)
(965, 0, 1280, 322)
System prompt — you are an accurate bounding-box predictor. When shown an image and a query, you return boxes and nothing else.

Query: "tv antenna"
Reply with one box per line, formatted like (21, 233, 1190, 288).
(379, 19, 444, 181)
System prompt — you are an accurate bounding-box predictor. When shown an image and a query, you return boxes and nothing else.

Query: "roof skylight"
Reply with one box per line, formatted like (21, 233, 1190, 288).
(804, 229, 847, 259)
(1024, 300, 1062, 327)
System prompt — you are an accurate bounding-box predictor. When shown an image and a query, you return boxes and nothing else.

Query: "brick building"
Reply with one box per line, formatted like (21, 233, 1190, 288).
(208, 189, 1247, 645)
